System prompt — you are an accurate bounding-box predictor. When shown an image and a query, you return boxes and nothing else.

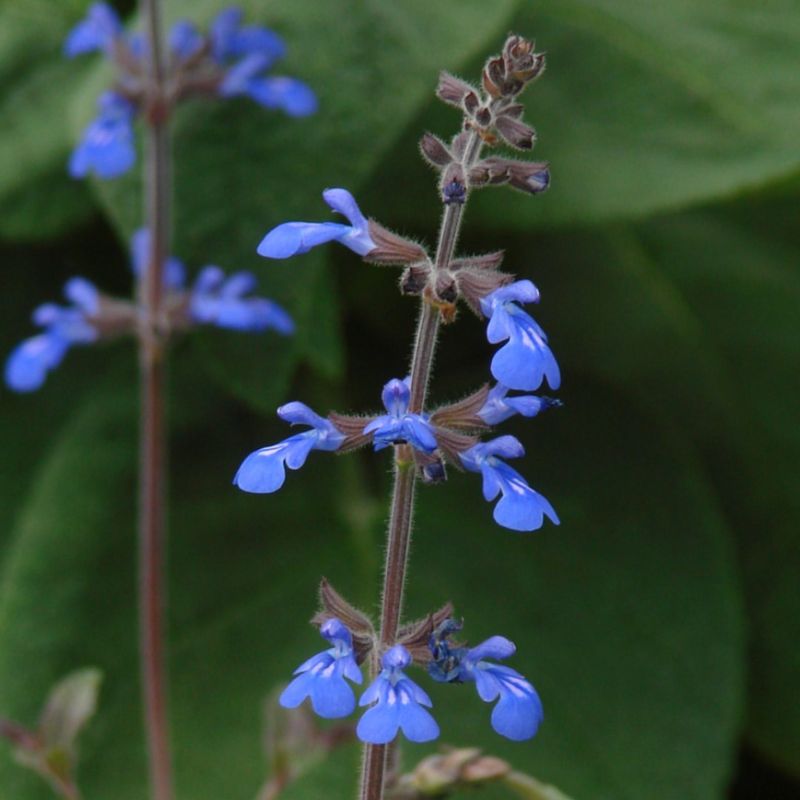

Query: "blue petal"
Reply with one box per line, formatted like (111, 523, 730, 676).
(4, 335, 69, 393)
(473, 666, 503, 702)
(233, 441, 290, 493)
(283, 434, 316, 470)
(357, 701, 400, 744)
(170, 20, 203, 59)
(468, 636, 516, 663)
(278, 401, 331, 432)
(404, 416, 437, 453)
(232, 26, 285, 62)
(257, 221, 350, 259)
(310, 666, 356, 718)
(279, 670, 316, 708)
(63, 277, 99, 315)
(221, 271, 257, 297)
(64, 2, 122, 57)
(219, 52, 271, 96)
(397, 699, 439, 742)
(323, 188, 368, 230)
(320, 618, 353, 647)
(491, 677, 543, 741)
(210, 7, 243, 61)
(493, 462, 559, 532)
(247, 77, 318, 117)
(480, 464, 503, 502)
(381, 378, 410, 416)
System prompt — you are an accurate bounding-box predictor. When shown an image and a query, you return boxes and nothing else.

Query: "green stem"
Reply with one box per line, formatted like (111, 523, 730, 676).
(358, 130, 483, 800)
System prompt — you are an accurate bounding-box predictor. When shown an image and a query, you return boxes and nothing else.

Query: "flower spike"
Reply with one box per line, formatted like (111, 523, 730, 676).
(279, 618, 363, 719)
(481, 280, 560, 391)
(257, 189, 376, 260)
(460, 436, 558, 531)
(234, 403, 345, 493)
(357, 645, 439, 744)
(363, 378, 438, 453)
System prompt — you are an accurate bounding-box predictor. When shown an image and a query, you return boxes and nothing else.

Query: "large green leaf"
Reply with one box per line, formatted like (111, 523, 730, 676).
(0, 3, 98, 239)
(0, 368, 744, 799)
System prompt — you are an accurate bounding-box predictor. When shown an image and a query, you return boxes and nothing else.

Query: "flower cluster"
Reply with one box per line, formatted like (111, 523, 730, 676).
(65, 3, 316, 180)
(235, 186, 559, 532)
(279, 612, 541, 744)
(4, 231, 292, 393)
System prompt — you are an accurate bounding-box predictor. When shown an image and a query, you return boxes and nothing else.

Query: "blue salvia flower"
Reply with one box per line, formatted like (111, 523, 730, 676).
(459, 435, 559, 531)
(357, 645, 439, 744)
(456, 636, 543, 742)
(480, 280, 560, 392)
(5, 278, 99, 393)
(63, 2, 122, 57)
(68, 92, 136, 180)
(279, 618, 363, 718)
(257, 189, 376, 260)
(190, 267, 294, 334)
(169, 20, 205, 61)
(234, 403, 344, 493)
(478, 383, 560, 426)
(363, 378, 437, 454)
(211, 8, 316, 116)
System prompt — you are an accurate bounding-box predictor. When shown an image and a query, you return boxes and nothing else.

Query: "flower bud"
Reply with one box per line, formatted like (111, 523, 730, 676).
(495, 114, 536, 149)
(419, 132, 452, 168)
(365, 221, 429, 266)
(436, 71, 476, 108)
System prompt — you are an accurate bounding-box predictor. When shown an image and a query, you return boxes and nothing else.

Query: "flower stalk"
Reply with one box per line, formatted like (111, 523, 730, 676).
(359, 130, 483, 800)
(138, 1, 174, 799)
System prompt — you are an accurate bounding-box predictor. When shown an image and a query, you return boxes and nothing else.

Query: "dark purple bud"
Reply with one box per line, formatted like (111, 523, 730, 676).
(434, 271, 458, 304)
(415, 451, 448, 485)
(398, 602, 455, 663)
(419, 132, 453, 168)
(441, 163, 466, 204)
(482, 56, 506, 98)
(494, 115, 536, 149)
(436, 71, 477, 108)
(475, 106, 493, 128)
(463, 90, 480, 117)
(366, 221, 429, 266)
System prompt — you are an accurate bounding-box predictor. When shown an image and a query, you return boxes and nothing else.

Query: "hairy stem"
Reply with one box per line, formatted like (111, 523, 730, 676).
(359, 131, 482, 800)
(139, 1, 174, 799)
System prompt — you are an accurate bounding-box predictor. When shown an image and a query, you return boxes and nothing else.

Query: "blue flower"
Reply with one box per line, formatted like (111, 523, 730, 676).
(257, 189, 376, 260)
(457, 636, 543, 741)
(69, 92, 136, 181)
(63, 2, 122, 57)
(189, 267, 294, 334)
(363, 378, 437, 453)
(357, 645, 439, 744)
(5, 278, 99, 393)
(211, 9, 315, 117)
(210, 7, 286, 64)
(480, 280, 560, 392)
(234, 402, 344, 493)
(478, 383, 560, 426)
(169, 20, 204, 61)
(279, 618, 363, 718)
(130, 229, 187, 290)
(459, 436, 559, 531)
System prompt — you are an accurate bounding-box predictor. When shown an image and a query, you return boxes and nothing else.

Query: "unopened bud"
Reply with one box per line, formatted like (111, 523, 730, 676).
(482, 56, 506, 98)
(441, 163, 466, 204)
(419, 132, 453, 168)
(495, 114, 536, 149)
(400, 264, 430, 296)
(434, 271, 457, 304)
(436, 71, 476, 108)
(503, 35, 546, 83)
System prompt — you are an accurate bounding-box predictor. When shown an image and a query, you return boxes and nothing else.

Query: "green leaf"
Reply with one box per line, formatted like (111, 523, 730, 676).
(0, 5, 97, 240)
(0, 375, 744, 799)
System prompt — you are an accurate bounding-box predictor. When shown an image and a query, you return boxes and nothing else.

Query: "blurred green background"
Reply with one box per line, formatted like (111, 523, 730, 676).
(1, 0, 799, 798)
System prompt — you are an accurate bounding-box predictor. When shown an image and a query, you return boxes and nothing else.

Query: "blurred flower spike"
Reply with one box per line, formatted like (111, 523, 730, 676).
(257, 188, 376, 259)
(64, 2, 317, 180)
(4, 230, 292, 393)
(279, 618, 363, 719)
